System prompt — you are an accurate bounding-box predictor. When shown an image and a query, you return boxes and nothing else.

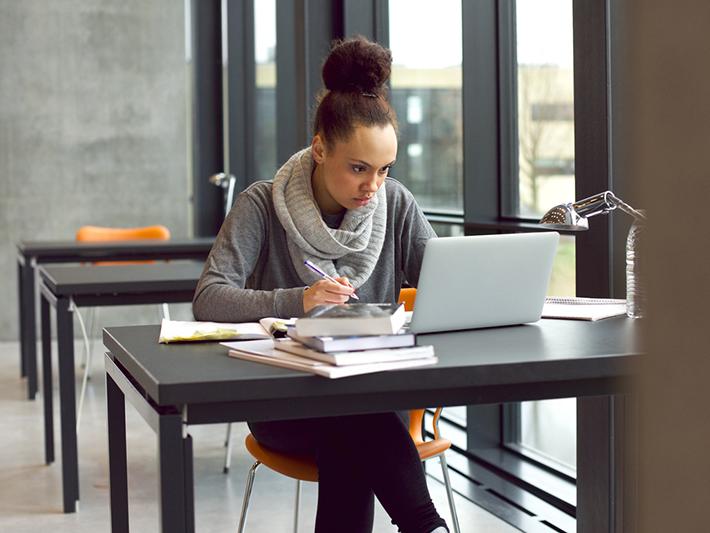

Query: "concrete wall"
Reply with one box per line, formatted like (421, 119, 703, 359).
(0, 0, 193, 341)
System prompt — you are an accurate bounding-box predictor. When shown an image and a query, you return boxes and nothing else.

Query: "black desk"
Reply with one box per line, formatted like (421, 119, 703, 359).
(16, 238, 214, 400)
(39, 262, 204, 513)
(103, 318, 640, 533)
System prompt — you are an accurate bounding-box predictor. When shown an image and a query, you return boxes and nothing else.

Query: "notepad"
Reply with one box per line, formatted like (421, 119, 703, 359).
(542, 297, 627, 321)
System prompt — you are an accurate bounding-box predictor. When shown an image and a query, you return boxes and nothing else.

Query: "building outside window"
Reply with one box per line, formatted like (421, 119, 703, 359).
(388, 0, 463, 216)
(254, 0, 277, 180)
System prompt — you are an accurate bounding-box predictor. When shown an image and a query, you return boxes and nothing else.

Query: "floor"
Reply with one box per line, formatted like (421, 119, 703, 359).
(0, 339, 520, 532)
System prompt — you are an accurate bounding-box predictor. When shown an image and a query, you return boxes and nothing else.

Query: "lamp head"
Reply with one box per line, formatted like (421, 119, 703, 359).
(539, 202, 589, 230)
(539, 191, 632, 230)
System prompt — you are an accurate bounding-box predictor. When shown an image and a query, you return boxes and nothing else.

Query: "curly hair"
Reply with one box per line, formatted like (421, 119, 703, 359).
(313, 36, 399, 147)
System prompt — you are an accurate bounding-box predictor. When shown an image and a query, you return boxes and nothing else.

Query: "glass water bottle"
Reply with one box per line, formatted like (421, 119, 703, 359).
(625, 216, 646, 318)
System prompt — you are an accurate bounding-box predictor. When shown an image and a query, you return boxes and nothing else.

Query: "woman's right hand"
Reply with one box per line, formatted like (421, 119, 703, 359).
(303, 277, 355, 313)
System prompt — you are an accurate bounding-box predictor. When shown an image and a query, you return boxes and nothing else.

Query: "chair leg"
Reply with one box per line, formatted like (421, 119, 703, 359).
(225, 422, 232, 446)
(237, 461, 261, 533)
(71, 301, 92, 433)
(86, 307, 100, 376)
(293, 479, 301, 533)
(223, 423, 234, 473)
(79, 307, 96, 370)
(439, 454, 461, 533)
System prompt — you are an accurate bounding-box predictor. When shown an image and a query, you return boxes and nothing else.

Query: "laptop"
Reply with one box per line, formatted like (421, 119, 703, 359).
(408, 232, 559, 334)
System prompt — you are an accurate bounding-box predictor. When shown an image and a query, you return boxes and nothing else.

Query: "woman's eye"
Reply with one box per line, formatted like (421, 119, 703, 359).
(379, 166, 391, 175)
(352, 165, 366, 173)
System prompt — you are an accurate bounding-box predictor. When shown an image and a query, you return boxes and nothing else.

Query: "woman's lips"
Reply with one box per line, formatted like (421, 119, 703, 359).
(354, 196, 372, 206)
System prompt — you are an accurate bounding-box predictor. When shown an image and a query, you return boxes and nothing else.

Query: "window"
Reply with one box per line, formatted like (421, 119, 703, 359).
(253, 0, 277, 180)
(199, 1, 617, 526)
(513, 0, 577, 475)
(517, 398, 577, 473)
(388, 0, 463, 215)
(515, 0, 575, 219)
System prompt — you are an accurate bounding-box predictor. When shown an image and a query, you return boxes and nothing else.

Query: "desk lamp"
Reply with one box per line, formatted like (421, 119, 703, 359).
(209, 172, 237, 218)
(539, 190, 647, 318)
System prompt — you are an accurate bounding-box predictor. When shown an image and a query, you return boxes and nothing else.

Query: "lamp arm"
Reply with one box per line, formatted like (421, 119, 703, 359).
(573, 191, 647, 221)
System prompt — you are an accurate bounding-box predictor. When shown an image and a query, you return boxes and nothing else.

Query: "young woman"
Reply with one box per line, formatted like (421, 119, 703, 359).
(193, 36, 448, 533)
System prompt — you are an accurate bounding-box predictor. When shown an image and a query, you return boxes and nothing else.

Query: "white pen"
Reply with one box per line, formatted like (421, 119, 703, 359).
(303, 259, 360, 300)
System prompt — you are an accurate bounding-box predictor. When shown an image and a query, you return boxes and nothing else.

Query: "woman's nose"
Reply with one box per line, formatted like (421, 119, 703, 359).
(363, 173, 379, 192)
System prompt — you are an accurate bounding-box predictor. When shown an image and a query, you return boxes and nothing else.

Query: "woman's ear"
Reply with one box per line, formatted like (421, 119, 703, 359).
(311, 134, 326, 164)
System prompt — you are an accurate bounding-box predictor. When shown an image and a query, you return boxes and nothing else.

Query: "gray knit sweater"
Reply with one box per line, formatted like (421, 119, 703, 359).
(192, 177, 436, 322)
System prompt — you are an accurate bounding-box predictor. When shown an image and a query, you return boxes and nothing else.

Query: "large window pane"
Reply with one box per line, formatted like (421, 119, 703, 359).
(519, 398, 576, 473)
(548, 234, 575, 296)
(254, 0, 277, 180)
(388, 0, 463, 214)
(514, 0, 576, 475)
(516, 0, 575, 218)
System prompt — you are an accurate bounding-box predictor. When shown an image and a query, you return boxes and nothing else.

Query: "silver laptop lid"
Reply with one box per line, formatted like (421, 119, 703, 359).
(409, 232, 559, 334)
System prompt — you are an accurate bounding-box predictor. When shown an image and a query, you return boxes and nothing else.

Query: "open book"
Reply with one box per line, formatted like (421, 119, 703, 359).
(222, 339, 437, 379)
(542, 297, 627, 321)
(158, 317, 292, 343)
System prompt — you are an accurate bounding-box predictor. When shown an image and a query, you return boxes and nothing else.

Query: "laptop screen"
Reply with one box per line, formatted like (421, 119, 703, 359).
(409, 232, 559, 334)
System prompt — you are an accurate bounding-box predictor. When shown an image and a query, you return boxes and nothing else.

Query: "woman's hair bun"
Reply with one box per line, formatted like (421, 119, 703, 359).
(321, 36, 392, 94)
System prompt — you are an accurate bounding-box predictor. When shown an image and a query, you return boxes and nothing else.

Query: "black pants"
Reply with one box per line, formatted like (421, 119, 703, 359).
(248, 412, 448, 533)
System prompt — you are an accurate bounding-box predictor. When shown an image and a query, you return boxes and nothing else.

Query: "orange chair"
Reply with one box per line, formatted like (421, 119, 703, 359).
(76, 225, 171, 264)
(76, 224, 170, 241)
(397, 286, 417, 312)
(236, 288, 461, 533)
(73, 225, 171, 430)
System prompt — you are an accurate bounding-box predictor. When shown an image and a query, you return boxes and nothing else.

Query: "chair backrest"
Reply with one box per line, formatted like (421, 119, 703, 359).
(398, 287, 417, 312)
(397, 287, 427, 444)
(76, 225, 171, 265)
(76, 225, 171, 242)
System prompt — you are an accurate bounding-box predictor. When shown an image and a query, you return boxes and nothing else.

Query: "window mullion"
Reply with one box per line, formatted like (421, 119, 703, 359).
(498, 0, 520, 217)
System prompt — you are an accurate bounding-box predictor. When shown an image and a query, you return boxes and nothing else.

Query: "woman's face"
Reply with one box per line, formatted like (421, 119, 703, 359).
(311, 124, 397, 214)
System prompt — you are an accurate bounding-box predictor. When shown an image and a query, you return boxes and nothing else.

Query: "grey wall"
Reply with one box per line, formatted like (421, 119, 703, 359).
(0, 1, 193, 340)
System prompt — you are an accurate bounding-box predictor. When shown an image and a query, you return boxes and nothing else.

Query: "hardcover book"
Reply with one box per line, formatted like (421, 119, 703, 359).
(286, 329, 416, 353)
(223, 339, 437, 379)
(274, 339, 433, 366)
(294, 303, 406, 337)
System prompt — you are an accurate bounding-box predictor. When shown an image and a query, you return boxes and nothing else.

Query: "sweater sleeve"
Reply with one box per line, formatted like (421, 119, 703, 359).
(399, 189, 437, 287)
(192, 191, 305, 322)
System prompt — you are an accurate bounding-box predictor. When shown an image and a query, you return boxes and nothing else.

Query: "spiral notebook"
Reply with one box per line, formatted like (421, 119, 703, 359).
(542, 297, 627, 321)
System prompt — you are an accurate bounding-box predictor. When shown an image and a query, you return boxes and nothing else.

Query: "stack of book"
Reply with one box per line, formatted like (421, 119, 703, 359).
(224, 303, 437, 379)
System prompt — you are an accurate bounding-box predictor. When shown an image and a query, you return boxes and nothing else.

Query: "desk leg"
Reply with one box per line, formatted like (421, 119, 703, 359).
(158, 413, 193, 533)
(18, 259, 26, 378)
(106, 373, 129, 533)
(56, 296, 79, 513)
(41, 294, 54, 464)
(184, 434, 195, 533)
(22, 261, 38, 399)
(578, 395, 635, 533)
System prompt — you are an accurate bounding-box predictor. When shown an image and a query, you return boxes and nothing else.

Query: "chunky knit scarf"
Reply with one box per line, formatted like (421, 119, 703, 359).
(272, 147, 387, 288)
